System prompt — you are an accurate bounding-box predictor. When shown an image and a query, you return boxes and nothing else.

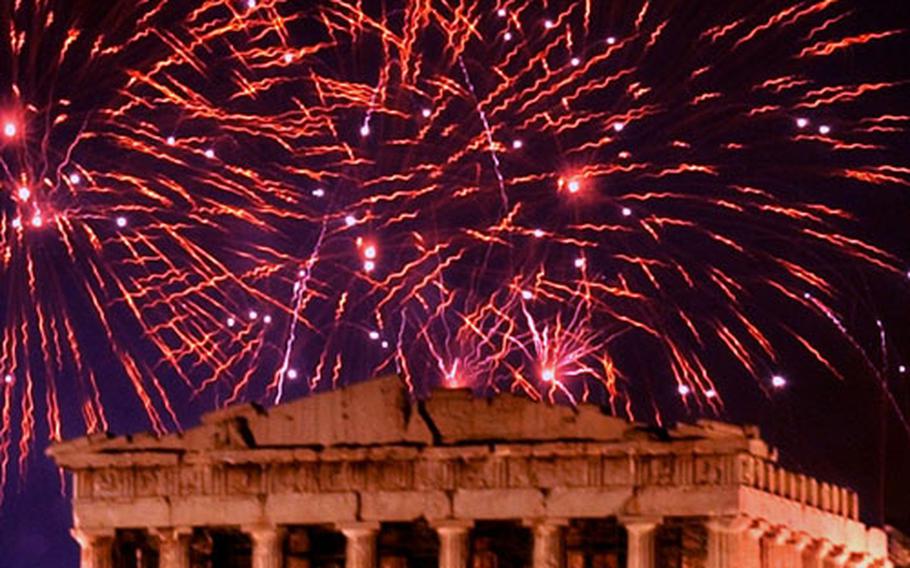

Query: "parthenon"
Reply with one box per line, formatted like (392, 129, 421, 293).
(49, 378, 890, 567)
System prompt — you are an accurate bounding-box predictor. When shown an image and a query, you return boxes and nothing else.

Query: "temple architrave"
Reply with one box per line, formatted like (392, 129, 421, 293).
(49, 378, 890, 568)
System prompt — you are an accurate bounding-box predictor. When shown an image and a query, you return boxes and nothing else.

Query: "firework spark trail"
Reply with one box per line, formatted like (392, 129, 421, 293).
(0, 0, 907, 497)
(272, 220, 327, 404)
(458, 56, 508, 211)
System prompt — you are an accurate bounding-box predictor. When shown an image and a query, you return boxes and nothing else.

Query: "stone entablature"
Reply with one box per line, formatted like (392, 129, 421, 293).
(50, 377, 890, 568)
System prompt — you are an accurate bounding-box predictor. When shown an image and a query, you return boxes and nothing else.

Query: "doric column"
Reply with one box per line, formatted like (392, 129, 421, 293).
(763, 526, 794, 568)
(152, 527, 191, 568)
(619, 516, 660, 568)
(434, 520, 473, 568)
(705, 516, 763, 568)
(247, 525, 285, 568)
(71, 528, 114, 568)
(790, 532, 813, 568)
(528, 519, 568, 568)
(804, 539, 834, 568)
(340, 522, 379, 568)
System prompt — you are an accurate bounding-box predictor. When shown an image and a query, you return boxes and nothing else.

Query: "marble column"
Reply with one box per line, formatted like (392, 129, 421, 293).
(340, 523, 379, 568)
(619, 516, 660, 568)
(247, 525, 285, 568)
(435, 520, 473, 568)
(153, 527, 191, 568)
(763, 526, 795, 568)
(529, 519, 567, 568)
(705, 516, 763, 568)
(71, 528, 114, 568)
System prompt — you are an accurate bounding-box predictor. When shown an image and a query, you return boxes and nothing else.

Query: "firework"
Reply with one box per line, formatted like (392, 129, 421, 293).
(0, 0, 908, 495)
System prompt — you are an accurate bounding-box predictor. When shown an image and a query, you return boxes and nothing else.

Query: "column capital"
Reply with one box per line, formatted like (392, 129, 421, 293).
(432, 519, 474, 533)
(150, 526, 193, 538)
(338, 521, 381, 535)
(617, 515, 662, 532)
(71, 527, 115, 544)
(244, 524, 285, 539)
(705, 515, 764, 536)
(524, 518, 571, 529)
(767, 525, 792, 546)
(808, 538, 835, 559)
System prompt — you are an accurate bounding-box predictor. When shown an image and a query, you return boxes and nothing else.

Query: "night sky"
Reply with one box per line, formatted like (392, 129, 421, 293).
(1, 1, 909, 566)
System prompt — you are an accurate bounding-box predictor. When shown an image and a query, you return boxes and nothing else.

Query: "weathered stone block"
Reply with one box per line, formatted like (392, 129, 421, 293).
(360, 490, 451, 521)
(453, 489, 544, 518)
(264, 492, 358, 524)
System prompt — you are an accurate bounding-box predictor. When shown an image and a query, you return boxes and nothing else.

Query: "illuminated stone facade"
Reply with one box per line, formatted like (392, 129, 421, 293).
(49, 378, 890, 568)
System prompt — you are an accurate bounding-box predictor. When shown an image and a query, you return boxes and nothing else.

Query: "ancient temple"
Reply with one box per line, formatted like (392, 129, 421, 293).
(49, 378, 890, 568)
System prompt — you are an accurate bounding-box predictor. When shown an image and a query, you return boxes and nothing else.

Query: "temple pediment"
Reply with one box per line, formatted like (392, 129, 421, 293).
(49, 376, 768, 468)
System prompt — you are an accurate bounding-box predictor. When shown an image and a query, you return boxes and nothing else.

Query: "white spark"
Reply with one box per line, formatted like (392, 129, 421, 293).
(521, 290, 533, 300)
(369, 330, 380, 340)
(166, 136, 176, 146)
(421, 108, 431, 118)
(363, 245, 377, 259)
(115, 216, 127, 228)
(31, 215, 42, 228)
(512, 139, 523, 149)
(621, 207, 632, 217)
(796, 117, 809, 128)
(381, 340, 389, 349)
(606, 36, 616, 45)
(312, 188, 325, 197)
(287, 369, 298, 380)
(3, 122, 16, 138)
(574, 257, 585, 268)
(246, 0, 256, 8)
(544, 19, 554, 29)
(248, 310, 259, 320)
(364, 260, 376, 272)
(17, 187, 30, 201)
(541, 368, 555, 382)
(533, 228, 544, 238)
(497, 8, 507, 17)
(344, 215, 357, 227)
(818, 125, 831, 135)
(284, 53, 294, 63)
(11, 218, 22, 229)
(899, 365, 907, 374)
(359, 124, 370, 137)
(705, 389, 717, 399)
(263, 315, 272, 324)
(204, 148, 215, 159)
(3, 374, 13, 385)
(613, 122, 625, 132)
(677, 384, 691, 395)
(504, 32, 513, 41)
(771, 375, 787, 388)
(69, 173, 81, 184)
(570, 57, 581, 67)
